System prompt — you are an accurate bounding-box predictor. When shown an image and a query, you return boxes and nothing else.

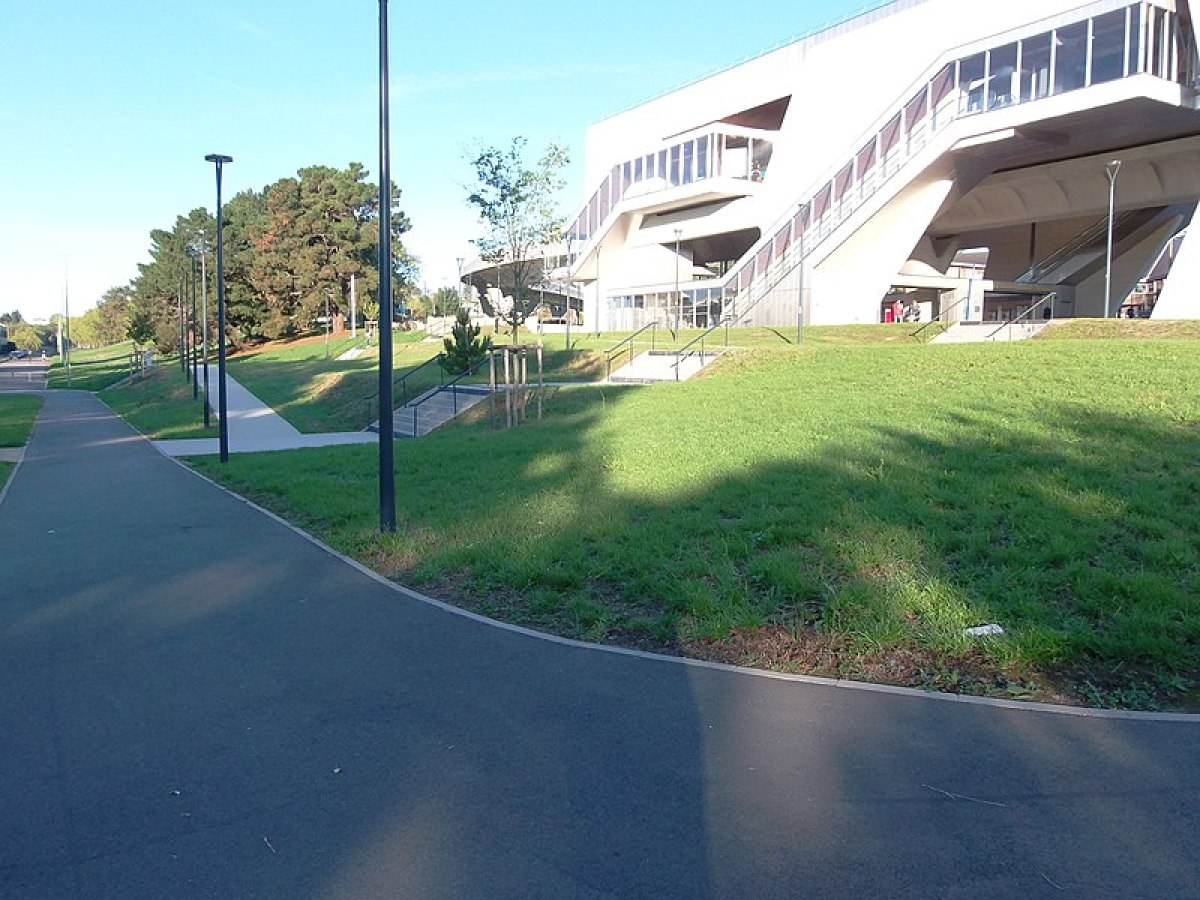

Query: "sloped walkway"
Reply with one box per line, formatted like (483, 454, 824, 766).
(154, 365, 377, 456)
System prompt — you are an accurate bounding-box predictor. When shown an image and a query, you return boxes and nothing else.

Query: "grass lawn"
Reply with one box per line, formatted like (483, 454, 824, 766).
(47, 342, 142, 390)
(102, 366, 218, 439)
(0, 394, 43, 447)
(192, 330, 1200, 711)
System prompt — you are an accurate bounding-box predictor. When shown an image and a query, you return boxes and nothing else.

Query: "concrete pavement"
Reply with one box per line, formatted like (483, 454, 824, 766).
(1, 391, 1197, 899)
(154, 364, 377, 456)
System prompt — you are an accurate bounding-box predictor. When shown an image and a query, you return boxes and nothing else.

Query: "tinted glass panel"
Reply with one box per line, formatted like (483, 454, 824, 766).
(930, 65, 954, 108)
(1091, 10, 1127, 84)
(682, 141, 694, 184)
(1021, 32, 1052, 100)
(880, 112, 902, 156)
(1054, 22, 1089, 93)
(904, 86, 928, 133)
(988, 42, 1017, 107)
(960, 53, 986, 112)
(697, 135, 709, 179)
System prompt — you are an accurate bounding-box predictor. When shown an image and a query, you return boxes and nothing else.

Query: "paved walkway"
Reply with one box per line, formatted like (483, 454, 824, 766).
(1, 392, 1197, 899)
(154, 364, 377, 456)
(0, 356, 49, 391)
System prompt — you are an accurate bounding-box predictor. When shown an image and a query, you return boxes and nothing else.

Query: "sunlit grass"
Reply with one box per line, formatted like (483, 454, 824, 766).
(101, 366, 217, 439)
(192, 335, 1200, 707)
(47, 341, 137, 390)
(0, 395, 42, 446)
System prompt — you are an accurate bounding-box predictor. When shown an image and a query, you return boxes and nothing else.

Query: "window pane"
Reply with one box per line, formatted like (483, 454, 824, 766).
(1129, 5, 1143, 74)
(1021, 32, 1052, 100)
(1091, 10, 1126, 84)
(856, 138, 877, 179)
(904, 85, 928, 134)
(988, 42, 1017, 107)
(880, 112, 902, 156)
(812, 184, 832, 220)
(960, 52, 986, 112)
(931, 64, 954, 108)
(634, 157, 643, 181)
(669, 145, 681, 186)
(682, 141, 694, 184)
(833, 162, 854, 203)
(697, 135, 709, 179)
(1054, 22, 1088, 93)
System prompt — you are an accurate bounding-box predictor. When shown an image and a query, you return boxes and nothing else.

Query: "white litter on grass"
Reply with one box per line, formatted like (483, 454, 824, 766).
(337, 346, 368, 361)
(965, 623, 1005, 637)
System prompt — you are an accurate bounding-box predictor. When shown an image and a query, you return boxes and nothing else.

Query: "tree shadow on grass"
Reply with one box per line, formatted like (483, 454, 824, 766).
(373, 387, 1199, 710)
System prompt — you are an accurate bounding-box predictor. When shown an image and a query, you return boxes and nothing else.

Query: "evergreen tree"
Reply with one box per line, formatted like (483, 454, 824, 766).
(441, 308, 489, 374)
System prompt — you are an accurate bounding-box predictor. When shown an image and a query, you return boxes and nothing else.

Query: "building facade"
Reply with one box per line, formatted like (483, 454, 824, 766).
(463, 0, 1200, 330)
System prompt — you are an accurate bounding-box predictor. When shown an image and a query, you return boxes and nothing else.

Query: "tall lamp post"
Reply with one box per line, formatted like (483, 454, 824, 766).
(673, 228, 683, 335)
(456, 256, 464, 313)
(1104, 159, 1122, 318)
(197, 238, 211, 428)
(190, 256, 199, 399)
(204, 153, 233, 463)
(376, 0, 396, 532)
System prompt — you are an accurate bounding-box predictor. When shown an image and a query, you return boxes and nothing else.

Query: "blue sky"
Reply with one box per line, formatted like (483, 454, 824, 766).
(0, 0, 878, 321)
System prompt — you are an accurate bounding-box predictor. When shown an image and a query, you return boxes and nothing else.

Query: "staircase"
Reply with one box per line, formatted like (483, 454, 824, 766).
(931, 322, 1048, 344)
(369, 385, 490, 437)
(609, 349, 725, 382)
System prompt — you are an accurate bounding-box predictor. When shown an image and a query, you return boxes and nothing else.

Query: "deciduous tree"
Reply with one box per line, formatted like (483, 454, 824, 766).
(466, 138, 569, 343)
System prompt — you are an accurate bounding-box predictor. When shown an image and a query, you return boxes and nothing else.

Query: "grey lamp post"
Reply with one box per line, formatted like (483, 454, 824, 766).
(193, 239, 211, 428)
(324, 288, 331, 360)
(376, 0, 396, 532)
(204, 153, 233, 463)
(1104, 159, 1122, 318)
(456, 256, 464, 313)
(673, 228, 682, 335)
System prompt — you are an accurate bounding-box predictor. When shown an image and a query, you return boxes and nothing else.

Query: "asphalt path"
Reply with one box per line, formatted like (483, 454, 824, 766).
(2, 391, 1197, 899)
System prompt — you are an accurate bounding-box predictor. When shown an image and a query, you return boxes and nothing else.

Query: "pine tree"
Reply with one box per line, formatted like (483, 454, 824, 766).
(441, 308, 489, 375)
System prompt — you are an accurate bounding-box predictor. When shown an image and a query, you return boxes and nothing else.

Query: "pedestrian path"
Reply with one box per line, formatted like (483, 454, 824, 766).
(154, 364, 377, 456)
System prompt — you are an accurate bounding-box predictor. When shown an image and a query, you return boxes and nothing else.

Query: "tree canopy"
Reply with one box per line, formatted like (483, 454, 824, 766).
(126, 162, 416, 354)
(466, 138, 569, 341)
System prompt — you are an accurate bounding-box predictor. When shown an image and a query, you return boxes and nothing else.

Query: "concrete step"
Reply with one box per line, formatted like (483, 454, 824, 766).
(609, 349, 725, 382)
(930, 322, 1049, 343)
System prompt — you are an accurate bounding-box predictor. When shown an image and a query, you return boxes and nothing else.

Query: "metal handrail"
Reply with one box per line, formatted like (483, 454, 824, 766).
(1017, 213, 1136, 282)
(604, 321, 659, 379)
(985, 292, 1055, 341)
(361, 353, 445, 425)
(673, 318, 730, 381)
(910, 292, 971, 341)
(406, 354, 491, 435)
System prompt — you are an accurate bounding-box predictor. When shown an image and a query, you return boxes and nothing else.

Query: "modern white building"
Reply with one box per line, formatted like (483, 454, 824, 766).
(466, 0, 1200, 329)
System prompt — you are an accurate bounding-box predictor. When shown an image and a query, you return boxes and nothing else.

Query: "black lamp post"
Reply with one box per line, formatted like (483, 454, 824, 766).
(190, 256, 199, 400)
(377, 0, 396, 532)
(204, 153, 233, 463)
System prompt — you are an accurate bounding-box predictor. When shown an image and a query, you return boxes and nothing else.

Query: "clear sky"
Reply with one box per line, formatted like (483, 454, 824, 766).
(0, 0, 879, 322)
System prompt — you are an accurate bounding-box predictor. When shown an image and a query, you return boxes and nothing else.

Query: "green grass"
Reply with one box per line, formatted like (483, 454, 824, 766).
(191, 333, 1200, 709)
(0, 395, 42, 446)
(47, 342, 138, 390)
(101, 366, 218, 439)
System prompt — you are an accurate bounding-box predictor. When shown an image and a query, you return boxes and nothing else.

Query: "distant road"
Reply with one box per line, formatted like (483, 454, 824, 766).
(0, 355, 49, 391)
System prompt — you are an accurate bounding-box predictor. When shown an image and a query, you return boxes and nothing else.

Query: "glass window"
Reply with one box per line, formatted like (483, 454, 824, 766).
(793, 205, 810, 242)
(904, 85, 928, 135)
(598, 177, 610, 221)
(774, 223, 790, 257)
(697, 135, 709, 179)
(812, 184, 832, 220)
(669, 145, 681, 186)
(658, 149, 668, 181)
(931, 65, 954, 109)
(960, 52, 986, 112)
(1130, 5, 1143, 74)
(622, 161, 632, 190)
(988, 42, 1017, 108)
(682, 141, 694, 184)
(1021, 31, 1052, 100)
(856, 138, 877, 180)
(634, 157, 643, 182)
(1054, 22, 1088, 93)
(880, 112, 902, 157)
(1091, 10, 1127, 84)
(755, 243, 772, 276)
(833, 162, 854, 203)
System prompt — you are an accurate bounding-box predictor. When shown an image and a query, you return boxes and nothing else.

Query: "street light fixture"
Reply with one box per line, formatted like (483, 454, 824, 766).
(204, 153, 233, 463)
(376, 0, 396, 532)
(1104, 159, 1122, 319)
